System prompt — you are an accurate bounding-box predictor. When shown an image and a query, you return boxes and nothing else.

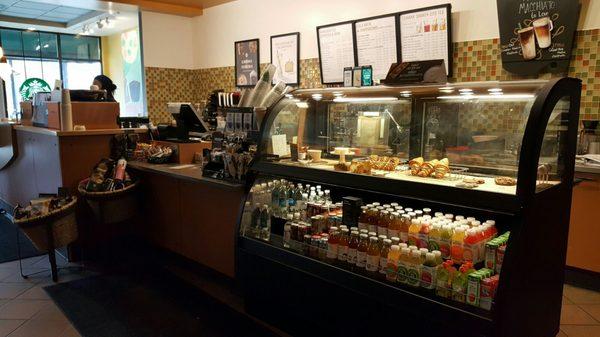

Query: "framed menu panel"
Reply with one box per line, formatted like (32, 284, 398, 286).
(399, 4, 452, 76)
(235, 39, 260, 87)
(496, 0, 581, 75)
(271, 32, 300, 86)
(355, 14, 399, 84)
(317, 21, 356, 84)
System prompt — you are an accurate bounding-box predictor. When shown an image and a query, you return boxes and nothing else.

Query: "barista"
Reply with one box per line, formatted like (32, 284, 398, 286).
(92, 75, 117, 102)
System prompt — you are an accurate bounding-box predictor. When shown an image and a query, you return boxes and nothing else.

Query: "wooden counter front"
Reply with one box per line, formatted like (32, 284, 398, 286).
(129, 162, 244, 278)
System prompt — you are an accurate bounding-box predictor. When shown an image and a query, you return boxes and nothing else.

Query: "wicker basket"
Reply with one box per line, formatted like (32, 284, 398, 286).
(13, 198, 79, 252)
(78, 179, 140, 224)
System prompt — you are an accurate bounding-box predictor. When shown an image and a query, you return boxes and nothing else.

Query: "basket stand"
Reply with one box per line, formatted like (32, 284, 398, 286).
(8, 204, 84, 283)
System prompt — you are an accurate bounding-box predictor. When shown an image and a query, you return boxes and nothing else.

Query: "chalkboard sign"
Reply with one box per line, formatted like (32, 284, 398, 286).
(497, 0, 581, 75)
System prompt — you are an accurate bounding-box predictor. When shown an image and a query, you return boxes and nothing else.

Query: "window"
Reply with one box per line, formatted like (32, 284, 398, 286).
(0, 28, 102, 118)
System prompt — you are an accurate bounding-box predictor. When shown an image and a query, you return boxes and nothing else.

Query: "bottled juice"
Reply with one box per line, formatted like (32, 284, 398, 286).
(366, 237, 380, 276)
(463, 228, 478, 263)
(407, 250, 423, 287)
(418, 221, 430, 249)
(347, 231, 360, 269)
(337, 228, 350, 264)
(386, 245, 401, 282)
(432, 250, 443, 265)
(452, 262, 475, 303)
(421, 252, 438, 290)
(477, 227, 487, 263)
(379, 239, 392, 278)
(326, 227, 339, 264)
(486, 220, 498, 238)
(400, 214, 411, 243)
(356, 234, 369, 271)
(451, 227, 466, 264)
(371, 207, 384, 233)
(408, 219, 422, 247)
(358, 206, 369, 231)
(428, 223, 441, 252)
(378, 210, 390, 237)
(387, 212, 400, 239)
(368, 231, 377, 238)
(397, 247, 411, 284)
(436, 260, 455, 298)
(419, 248, 429, 260)
(439, 224, 453, 259)
(391, 236, 400, 246)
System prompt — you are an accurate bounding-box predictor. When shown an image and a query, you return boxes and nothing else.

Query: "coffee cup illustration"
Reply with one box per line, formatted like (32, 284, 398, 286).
(533, 17, 553, 48)
(518, 26, 536, 60)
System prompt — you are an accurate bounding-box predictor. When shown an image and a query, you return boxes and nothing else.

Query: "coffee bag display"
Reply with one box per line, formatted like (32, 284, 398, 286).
(497, 0, 581, 75)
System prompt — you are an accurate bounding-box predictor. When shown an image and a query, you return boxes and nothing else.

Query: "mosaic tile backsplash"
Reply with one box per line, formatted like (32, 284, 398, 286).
(145, 29, 599, 125)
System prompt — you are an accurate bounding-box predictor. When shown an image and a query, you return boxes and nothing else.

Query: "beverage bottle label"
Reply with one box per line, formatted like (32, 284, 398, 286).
(436, 278, 450, 298)
(337, 245, 348, 262)
(377, 227, 388, 237)
(407, 266, 421, 287)
(368, 224, 377, 233)
(439, 239, 451, 259)
(366, 255, 379, 272)
(327, 243, 338, 259)
(358, 222, 368, 231)
(379, 257, 388, 274)
(388, 229, 399, 239)
(421, 265, 436, 289)
(467, 277, 481, 306)
(397, 262, 408, 284)
(347, 248, 357, 265)
(400, 232, 408, 243)
(463, 243, 475, 263)
(485, 246, 497, 270)
(428, 239, 440, 252)
(386, 262, 398, 282)
(356, 251, 367, 268)
(418, 234, 429, 249)
(408, 234, 418, 247)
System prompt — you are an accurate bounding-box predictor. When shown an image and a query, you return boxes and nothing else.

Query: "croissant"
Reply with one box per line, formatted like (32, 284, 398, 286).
(409, 157, 424, 175)
(418, 159, 439, 177)
(433, 158, 450, 179)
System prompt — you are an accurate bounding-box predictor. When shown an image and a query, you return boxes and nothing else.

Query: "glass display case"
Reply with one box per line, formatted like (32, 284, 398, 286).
(237, 78, 582, 337)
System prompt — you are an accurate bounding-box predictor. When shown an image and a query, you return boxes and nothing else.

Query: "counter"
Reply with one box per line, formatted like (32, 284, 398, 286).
(128, 161, 244, 278)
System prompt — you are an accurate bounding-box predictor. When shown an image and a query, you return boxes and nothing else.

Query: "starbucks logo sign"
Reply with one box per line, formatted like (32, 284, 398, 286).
(19, 78, 51, 101)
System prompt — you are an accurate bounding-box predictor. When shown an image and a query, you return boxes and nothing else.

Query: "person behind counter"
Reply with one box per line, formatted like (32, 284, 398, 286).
(93, 75, 117, 102)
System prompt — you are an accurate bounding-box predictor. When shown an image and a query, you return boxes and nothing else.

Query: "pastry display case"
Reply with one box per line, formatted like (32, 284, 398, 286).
(236, 78, 582, 337)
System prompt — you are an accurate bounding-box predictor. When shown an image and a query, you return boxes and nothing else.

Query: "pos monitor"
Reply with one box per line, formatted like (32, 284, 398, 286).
(167, 103, 210, 141)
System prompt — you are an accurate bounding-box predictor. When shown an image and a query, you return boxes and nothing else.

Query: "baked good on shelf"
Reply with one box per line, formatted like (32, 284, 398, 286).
(433, 158, 450, 179)
(418, 159, 439, 177)
(409, 157, 424, 175)
(494, 176, 517, 186)
(334, 162, 351, 172)
(369, 155, 401, 171)
(463, 177, 485, 185)
(350, 159, 372, 174)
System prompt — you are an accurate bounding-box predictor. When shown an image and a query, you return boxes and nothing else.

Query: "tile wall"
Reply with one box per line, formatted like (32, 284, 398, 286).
(145, 29, 599, 125)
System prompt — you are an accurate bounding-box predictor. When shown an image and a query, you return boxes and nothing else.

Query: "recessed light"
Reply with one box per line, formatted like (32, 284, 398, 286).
(439, 87, 453, 91)
(26, 27, 36, 31)
(440, 89, 454, 93)
(488, 88, 503, 92)
(489, 92, 504, 95)
(400, 90, 411, 94)
(458, 88, 473, 93)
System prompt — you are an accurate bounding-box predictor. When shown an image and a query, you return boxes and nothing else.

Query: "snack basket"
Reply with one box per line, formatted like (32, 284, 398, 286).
(78, 178, 140, 224)
(13, 197, 78, 251)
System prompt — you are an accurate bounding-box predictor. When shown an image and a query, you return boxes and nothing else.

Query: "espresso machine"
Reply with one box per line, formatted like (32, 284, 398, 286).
(578, 120, 599, 155)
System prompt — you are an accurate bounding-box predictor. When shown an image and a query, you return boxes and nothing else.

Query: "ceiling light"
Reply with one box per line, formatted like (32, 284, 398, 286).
(26, 27, 35, 31)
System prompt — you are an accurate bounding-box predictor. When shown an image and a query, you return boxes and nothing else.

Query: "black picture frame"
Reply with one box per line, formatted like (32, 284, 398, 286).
(397, 4, 453, 77)
(234, 38, 260, 88)
(270, 32, 300, 86)
(354, 13, 401, 83)
(316, 20, 357, 85)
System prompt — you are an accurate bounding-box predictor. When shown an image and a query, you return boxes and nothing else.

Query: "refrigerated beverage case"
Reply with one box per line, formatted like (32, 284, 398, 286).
(251, 203, 262, 238)
(386, 245, 401, 282)
(241, 201, 252, 236)
(379, 239, 392, 278)
(451, 227, 466, 264)
(366, 237, 380, 276)
(408, 219, 421, 247)
(356, 234, 369, 270)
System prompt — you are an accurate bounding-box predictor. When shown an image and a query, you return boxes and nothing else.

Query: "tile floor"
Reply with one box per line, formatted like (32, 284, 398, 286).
(0, 255, 597, 337)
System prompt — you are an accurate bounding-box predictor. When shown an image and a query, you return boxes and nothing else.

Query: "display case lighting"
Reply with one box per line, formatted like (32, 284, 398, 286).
(488, 88, 503, 92)
(333, 97, 398, 103)
(438, 94, 535, 100)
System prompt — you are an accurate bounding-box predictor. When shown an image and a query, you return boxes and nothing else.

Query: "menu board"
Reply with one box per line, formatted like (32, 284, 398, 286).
(399, 5, 451, 76)
(317, 22, 356, 84)
(355, 15, 399, 83)
(496, 0, 580, 75)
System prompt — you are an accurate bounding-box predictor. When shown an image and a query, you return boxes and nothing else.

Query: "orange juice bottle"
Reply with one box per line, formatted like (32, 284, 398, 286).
(366, 237, 380, 276)
(386, 245, 401, 282)
(408, 219, 422, 247)
(397, 247, 411, 284)
(451, 226, 466, 264)
(400, 214, 410, 243)
(387, 212, 400, 239)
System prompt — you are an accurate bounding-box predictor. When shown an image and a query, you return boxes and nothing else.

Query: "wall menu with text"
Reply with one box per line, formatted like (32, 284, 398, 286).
(355, 15, 399, 83)
(317, 22, 356, 84)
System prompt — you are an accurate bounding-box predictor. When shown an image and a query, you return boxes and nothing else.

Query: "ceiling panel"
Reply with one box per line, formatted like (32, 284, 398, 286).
(0, 1, 96, 25)
(13, 1, 56, 11)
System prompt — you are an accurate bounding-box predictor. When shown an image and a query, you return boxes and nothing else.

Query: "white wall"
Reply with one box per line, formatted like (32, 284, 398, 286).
(192, 0, 600, 69)
(141, 11, 195, 69)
